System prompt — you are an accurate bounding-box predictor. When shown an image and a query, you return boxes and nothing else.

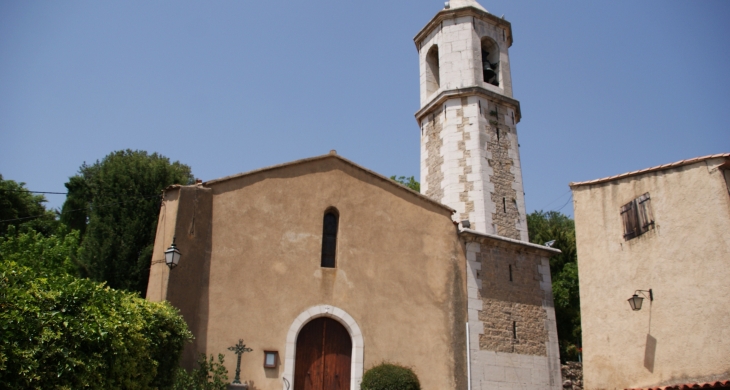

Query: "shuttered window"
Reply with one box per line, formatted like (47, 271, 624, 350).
(321, 210, 339, 268)
(620, 193, 654, 240)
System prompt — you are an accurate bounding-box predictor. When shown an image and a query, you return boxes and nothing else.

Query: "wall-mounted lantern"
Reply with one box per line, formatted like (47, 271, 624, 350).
(164, 236, 181, 269)
(628, 289, 653, 311)
(263, 351, 279, 368)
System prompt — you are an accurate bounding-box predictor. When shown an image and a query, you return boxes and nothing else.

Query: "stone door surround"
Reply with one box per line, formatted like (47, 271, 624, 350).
(282, 305, 364, 390)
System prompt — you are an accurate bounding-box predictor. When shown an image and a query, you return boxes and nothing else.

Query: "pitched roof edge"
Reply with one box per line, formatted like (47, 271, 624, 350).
(570, 153, 730, 188)
(201, 153, 456, 214)
(459, 228, 562, 255)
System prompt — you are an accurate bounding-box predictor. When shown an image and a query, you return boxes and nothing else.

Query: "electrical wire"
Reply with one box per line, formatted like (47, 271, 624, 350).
(0, 193, 163, 224)
(534, 189, 572, 211)
(555, 194, 574, 212)
(0, 189, 67, 195)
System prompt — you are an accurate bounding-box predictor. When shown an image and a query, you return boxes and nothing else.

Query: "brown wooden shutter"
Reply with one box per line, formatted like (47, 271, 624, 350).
(637, 193, 653, 234)
(621, 201, 637, 240)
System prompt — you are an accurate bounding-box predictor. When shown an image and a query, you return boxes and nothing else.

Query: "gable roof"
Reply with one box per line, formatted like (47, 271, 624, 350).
(201, 152, 456, 214)
(570, 153, 730, 188)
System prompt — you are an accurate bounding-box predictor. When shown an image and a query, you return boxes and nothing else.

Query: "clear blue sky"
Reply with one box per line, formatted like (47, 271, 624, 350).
(1, 1, 728, 216)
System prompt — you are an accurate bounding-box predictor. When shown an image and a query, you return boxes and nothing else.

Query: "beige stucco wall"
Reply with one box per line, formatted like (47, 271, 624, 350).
(572, 158, 730, 389)
(147, 187, 179, 303)
(148, 156, 468, 390)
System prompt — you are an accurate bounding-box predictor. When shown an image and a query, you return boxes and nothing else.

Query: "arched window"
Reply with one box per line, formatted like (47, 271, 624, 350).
(426, 45, 440, 96)
(480, 38, 500, 86)
(321, 209, 339, 268)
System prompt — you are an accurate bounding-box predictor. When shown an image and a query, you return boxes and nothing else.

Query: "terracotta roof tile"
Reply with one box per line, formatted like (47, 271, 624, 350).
(570, 153, 730, 188)
(625, 379, 730, 390)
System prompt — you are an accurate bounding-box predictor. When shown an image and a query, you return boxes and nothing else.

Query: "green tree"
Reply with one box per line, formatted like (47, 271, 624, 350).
(390, 175, 420, 192)
(0, 174, 59, 237)
(66, 150, 193, 296)
(527, 210, 581, 362)
(0, 261, 192, 389)
(60, 175, 91, 237)
(0, 225, 80, 276)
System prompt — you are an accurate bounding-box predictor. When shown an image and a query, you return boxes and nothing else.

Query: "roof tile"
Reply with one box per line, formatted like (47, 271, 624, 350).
(570, 153, 730, 188)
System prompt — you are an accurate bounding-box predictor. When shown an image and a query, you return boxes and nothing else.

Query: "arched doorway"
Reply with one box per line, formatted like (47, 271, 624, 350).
(294, 317, 352, 390)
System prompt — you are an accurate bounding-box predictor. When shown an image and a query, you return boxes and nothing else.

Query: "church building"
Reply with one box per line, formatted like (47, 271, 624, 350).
(146, 1, 562, 389)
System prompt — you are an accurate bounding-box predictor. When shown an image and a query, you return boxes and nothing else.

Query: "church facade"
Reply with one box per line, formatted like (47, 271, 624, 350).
(146, 1, 562, 389)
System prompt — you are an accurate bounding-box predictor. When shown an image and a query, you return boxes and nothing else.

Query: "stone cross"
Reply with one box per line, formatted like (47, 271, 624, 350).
(227, 339, 253, 384)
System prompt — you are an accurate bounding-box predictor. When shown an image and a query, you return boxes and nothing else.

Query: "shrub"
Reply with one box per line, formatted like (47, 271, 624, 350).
(173, 354, 229, 390)
(0, 261, 192, 389)
(0, 225, 80, 276)
(361, 362, 421, 390)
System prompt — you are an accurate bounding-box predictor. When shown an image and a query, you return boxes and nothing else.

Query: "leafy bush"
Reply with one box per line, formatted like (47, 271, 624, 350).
(361, 362, 421, 390)
(0, 225, 80, 276)
(0, 261, 192, 389)
(173, 354, 229, 390)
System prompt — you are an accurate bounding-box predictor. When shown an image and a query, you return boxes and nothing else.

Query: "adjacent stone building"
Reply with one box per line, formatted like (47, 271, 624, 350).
(146, 1, 563, 389)
(570, 153, 730, 390)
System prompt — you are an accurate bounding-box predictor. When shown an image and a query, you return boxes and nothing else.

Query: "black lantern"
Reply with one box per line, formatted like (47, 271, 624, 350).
(164, 237, 181, 269)
(628, 289, 653, 311)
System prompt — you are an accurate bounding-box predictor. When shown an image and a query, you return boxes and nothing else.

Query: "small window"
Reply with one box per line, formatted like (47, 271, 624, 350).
(321, 209, 339, 268)
(620, 193, 654, 240)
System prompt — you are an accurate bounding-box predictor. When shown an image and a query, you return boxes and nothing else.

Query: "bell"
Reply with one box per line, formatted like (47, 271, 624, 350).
(483, 63, 496, 80)
(481, 50, 497, 81)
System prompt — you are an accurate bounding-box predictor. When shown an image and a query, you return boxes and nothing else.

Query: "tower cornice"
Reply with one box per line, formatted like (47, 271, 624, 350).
(414, 86, 521, 124)
(413, 6, 513, 50)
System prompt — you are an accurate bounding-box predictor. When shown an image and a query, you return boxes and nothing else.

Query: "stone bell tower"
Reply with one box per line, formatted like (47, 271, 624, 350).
(416, 0, 528, 241)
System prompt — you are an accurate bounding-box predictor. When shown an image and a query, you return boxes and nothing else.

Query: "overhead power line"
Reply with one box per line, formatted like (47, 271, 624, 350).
(534, 189, 572, 212)
(0, 193, 163, 224)
(555, 194, 574, 212)
(0, 189, 68, 195)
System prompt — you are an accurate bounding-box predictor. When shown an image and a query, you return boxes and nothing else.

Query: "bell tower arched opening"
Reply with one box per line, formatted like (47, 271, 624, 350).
(480, 38, 499, 86)
(425, 45, 440, 96)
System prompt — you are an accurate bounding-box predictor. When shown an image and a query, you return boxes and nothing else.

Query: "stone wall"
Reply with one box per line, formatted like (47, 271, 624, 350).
(477, 244, 548, 356)
(456, 97, 476, 222)
(484, 100, 520, 240)
(416, 4, 529, 241)
(423, 108, 444, 202)
(417, 9, 515, 106)
(561, 362, 583, 390)
(419, 95, 528, 241)
(463, 233, 562, 390)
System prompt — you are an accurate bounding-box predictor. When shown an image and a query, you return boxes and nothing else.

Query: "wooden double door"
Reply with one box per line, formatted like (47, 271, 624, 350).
(294, 317, 352, 390)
